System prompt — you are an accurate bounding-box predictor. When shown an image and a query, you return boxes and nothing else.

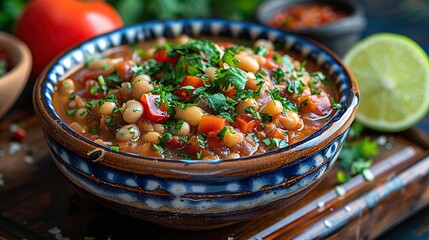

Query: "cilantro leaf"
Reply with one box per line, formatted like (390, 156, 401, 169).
(214, 67, 247, 91)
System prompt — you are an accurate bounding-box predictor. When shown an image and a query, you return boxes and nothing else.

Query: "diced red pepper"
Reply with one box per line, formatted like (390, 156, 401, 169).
(233, 114, 261, 134)
(153, 49, 179, 65)
(174, 75, 205, 100)
(140, 94, 169, 123)
(197, 115, 226, 134)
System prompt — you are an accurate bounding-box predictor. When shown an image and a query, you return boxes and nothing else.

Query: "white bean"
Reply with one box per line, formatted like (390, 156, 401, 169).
(122, 100, 143, 123)
(141, 131, 162, 144)
(174, 121, 190, 136)
(175, 105, 204, 126)
(236, 98, 259, 114)
(99, 101, 117, 115)
(132, 80, 154, 100)
(58, 79, 75, 96)
(115, 124, 140, 142)
(235, 52, 260, 72)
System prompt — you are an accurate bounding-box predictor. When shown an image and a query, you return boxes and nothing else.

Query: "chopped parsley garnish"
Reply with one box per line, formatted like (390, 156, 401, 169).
(214, 67, 247, 91)
(336, 122, 379, 184)
(110, 145, 120, 152)
(66, 109, 77, 116)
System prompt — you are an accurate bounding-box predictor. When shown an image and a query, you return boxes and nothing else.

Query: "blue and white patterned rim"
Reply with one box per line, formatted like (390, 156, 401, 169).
(39, 18, 357, 164)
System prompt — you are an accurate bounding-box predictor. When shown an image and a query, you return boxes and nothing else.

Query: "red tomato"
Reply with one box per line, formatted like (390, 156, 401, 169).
(175, 75, 205, 100)
(153, 49, 179, 65)
(297, 94, 332, 116)
(14, 0, 124, 78)
(140, 94, 169, 123)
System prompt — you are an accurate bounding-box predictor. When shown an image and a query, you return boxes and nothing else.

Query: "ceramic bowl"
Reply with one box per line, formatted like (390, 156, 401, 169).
(0, 32, 32, 119)
(256, 0, 367, 57)
(33, 19, 359, 230)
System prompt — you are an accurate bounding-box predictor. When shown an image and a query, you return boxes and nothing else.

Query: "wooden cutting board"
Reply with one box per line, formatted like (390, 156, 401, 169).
(0, 107, 428, 240)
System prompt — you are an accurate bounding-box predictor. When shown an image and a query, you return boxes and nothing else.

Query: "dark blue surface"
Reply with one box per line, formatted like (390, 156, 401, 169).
(360, 1, 429, 239)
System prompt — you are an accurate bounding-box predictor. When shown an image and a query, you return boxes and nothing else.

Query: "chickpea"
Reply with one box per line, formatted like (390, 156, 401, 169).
(141, 131, 162, 144)
(138, 120, 154, 132)
(75, 108, 89, 123)
(131, 74, 151, 85)
(153, 124, 165, 133)
(69, 122, 86, 134)
(205, 67, 217, 81)
(115, 124, 140, 142)
(275, 111, 300, 130)
(253, 39, 275, 51)
(236, 98, 259, 114)
(260, 100, 283, 117)
(58, 79, 75, 96)
(122, 100, 143, 123)
(256, 55, 267, 66)
(225, 153, 240, 159)
(223, 127, 244, 148)
(175, 105, 204, 126)
(235, 52, 260, 72)
(131, 80, 154, 100)
(99, 101, 117, 115)
(89, 58, 116, 76)
(174, 121, 190, 136)
(202, 155, 220, 160)
(174, 34, 190, 44)
(154, 37, 166, 46)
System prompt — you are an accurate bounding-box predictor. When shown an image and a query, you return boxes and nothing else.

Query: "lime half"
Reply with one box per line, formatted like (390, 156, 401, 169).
(343, 33, 429, 132)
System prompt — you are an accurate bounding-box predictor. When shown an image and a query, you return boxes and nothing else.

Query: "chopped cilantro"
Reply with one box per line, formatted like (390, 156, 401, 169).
(110, 145, 120, 152)
(66, 109, 77, 116)
(214, 67, 247, 91)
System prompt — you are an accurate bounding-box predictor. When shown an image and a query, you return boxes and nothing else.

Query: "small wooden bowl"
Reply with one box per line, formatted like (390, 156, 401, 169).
(33, 19, 359, 230)
(0, 32, 32, 119)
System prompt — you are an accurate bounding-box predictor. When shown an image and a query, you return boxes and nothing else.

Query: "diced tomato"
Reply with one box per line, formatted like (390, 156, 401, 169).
(117, 61, 133, 81)
(268, 128, 288, 140)
(223, 88, 236, 98)
(153, 49, 179, 65)
(297, 94, 332, 116)
(174, 75, 205, 100)
(216, 41, 234, 48)
(197, 115, 226, 134)
(140, 94, 169, 123)
(165, 136, 186, 149)
(233, 114, 261, 133)
(265, 51, 275, 58)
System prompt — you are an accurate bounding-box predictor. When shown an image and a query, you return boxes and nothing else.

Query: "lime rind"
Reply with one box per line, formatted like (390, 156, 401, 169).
(343, 33, 429, 132)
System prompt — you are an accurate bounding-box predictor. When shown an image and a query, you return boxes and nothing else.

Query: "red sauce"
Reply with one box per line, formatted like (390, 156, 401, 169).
(270, 3, 348, 29)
